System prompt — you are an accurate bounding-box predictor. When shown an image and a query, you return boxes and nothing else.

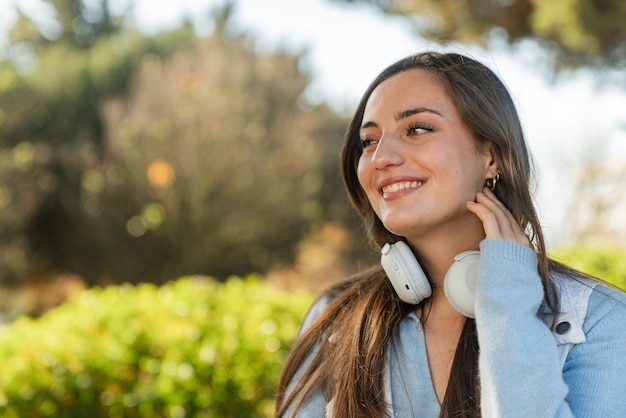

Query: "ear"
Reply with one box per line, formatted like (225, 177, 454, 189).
(479, 141, 499, 179)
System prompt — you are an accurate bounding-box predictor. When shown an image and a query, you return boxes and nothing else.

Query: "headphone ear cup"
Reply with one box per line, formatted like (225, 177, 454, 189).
(381, 241, 432, 304)
(444, 250, 480, 318)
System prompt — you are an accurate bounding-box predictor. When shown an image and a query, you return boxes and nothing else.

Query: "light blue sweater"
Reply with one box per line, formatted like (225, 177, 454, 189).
(285, 240, 626, 417)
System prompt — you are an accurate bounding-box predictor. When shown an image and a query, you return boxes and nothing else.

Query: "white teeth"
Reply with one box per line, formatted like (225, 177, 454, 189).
(382, 181, 423, 194)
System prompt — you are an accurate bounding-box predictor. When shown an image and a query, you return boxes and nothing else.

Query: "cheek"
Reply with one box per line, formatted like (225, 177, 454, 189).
(356, 156, 381, 211)
(448, 162, 488, 201)
(356, 156, 371, 190)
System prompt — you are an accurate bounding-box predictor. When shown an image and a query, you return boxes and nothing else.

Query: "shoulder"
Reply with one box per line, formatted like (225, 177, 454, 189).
(298, 294, 333, 336)
(550, 273, 626, 337)
(549, 276, 626, 415)
(584, 280, 626, 333)
(297, 271, 375, 335)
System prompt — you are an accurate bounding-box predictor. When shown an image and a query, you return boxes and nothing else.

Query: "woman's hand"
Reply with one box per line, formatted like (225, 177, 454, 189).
(466, 188, 531, 248)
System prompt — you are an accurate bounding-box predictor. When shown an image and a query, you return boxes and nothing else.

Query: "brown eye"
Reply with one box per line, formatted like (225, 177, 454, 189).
(407, 122, 434, 136)
(360, 137, 378, 150)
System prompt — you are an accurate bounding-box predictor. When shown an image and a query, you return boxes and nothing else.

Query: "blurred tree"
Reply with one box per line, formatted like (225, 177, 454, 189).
(0, 0, 197, 286)
(568, 162, 626, 244)
(8, 0, 123, 49)
(76, 32, 352, 283)
(0, 30, 196, 283)
(335, 0, 626, 70)
(0, 2, 360, 287)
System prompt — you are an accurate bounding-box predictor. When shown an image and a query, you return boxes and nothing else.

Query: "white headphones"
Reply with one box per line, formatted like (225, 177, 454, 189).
(381, 241, 480, 318)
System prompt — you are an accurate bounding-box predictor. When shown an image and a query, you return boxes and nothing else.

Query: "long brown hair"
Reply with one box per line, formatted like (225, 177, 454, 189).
(276, 52, 571, 417)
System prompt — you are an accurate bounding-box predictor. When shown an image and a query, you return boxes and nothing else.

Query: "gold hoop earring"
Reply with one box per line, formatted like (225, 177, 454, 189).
(486, 172, 500, 191)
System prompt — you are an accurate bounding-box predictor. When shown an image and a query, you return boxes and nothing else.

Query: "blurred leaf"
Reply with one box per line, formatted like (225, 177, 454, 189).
(0, 276, 314, 417)
(552, 246, 626, 291)
(0, 2, 365, 290)
(335, 0, 626, 70)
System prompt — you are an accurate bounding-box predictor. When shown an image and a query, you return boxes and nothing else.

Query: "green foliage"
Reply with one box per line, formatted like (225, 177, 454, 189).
(9, 0, 124, 49)
(88, 35, 350, 281)
(552, 246, 626, 291)
(0, 276, 313, 417)
(0, 26, 197, 286)
(0, 3, 356, 287)
(337, 0, 626, 70)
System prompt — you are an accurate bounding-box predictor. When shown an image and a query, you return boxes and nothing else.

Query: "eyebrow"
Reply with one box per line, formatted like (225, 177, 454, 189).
(360, 106, 443, 130)
(394, 107, 443, 121)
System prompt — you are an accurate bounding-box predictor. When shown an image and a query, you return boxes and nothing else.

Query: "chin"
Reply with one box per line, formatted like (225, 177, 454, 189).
(380, 210, 474, 241)
(379, 217, 422, 239)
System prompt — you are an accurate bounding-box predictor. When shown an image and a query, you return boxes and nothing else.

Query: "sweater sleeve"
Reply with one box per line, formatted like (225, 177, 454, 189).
(475, 239, 573, 417)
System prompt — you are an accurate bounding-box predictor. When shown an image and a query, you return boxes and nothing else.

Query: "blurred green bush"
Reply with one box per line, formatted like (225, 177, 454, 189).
(0, 246, 624, 417)
(552, 246, 626, 291)
(0, 276, 313, 417)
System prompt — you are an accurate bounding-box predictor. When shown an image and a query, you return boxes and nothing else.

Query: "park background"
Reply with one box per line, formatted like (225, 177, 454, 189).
(0, 0, 625, 416)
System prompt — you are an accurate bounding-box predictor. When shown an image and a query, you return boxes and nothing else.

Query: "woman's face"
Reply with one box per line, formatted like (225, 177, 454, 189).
(356, 69, 496, 242)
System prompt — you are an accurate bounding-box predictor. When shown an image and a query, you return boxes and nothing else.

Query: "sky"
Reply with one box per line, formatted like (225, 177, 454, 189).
(2, 0, 626, 246)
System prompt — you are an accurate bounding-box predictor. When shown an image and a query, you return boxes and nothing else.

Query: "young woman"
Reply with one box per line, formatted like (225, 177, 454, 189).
(275, 52, 626, 417)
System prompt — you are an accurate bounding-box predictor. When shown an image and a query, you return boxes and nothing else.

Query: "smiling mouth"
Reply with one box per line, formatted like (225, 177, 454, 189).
(381, 181, 424, 195)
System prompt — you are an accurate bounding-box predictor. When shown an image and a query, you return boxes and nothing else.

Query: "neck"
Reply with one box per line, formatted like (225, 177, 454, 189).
(405, 220, 485, 287)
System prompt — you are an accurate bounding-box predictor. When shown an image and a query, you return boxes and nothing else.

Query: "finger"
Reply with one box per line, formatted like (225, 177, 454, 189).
(466, 200, 504, 240)
(480, 188, 508, 213)
(479, 189, 531, 245)
(481, 188, 519, 227)
(469, 192, 531, 247)
(477, 190, 530, 247)
(474, 192, 516, 236)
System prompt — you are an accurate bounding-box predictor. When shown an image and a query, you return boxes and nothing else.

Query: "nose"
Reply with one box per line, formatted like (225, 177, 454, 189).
(372, 135, 404, 170)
